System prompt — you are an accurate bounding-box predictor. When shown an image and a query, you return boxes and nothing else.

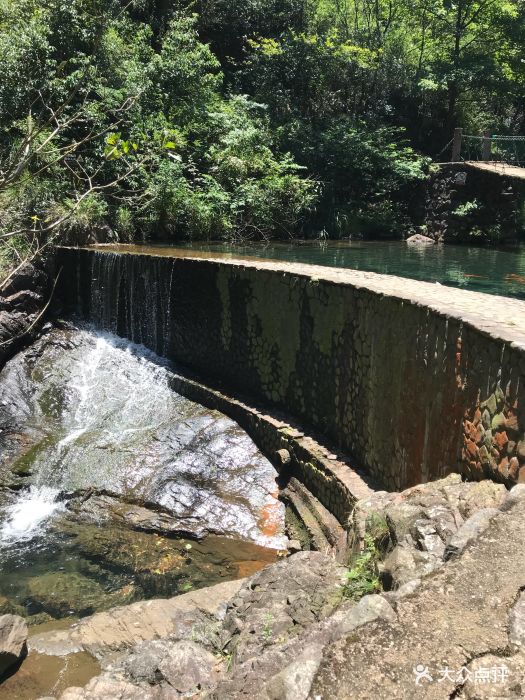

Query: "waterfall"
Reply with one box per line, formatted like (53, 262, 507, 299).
(0, 486, 63, 544)
(0, 326, 285, 549)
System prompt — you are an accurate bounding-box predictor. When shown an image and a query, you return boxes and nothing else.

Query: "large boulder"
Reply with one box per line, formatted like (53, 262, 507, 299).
(406, 233, 435, 245)
(0, 614, 28, 678)
(1, 262, 48, 297)
(221, 551, 347, 665)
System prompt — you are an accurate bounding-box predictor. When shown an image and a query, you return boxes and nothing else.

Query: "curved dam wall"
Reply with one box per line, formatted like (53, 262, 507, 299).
(57, 247, 525, 491)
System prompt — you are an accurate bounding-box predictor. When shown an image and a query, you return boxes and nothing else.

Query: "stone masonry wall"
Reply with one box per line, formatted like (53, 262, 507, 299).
(58, 247, 525, 491)
(425, 162, 525, 243)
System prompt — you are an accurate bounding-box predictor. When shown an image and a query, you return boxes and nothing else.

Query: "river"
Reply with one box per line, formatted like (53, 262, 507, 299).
(0, 326, 285, 622)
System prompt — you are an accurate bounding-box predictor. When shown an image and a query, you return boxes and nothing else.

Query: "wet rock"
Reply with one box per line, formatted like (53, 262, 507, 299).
(0, 614, 28, 678)
(0, 596, 24, 617)
(0, 327, 285, 549)
(1, 263, 48, 297)
(26, 572, 136, 619)
(0, 310, 31, 367)
(65, 491, 210, 539)
(0, 290, 43, 314)
(51, 516, 247, 602)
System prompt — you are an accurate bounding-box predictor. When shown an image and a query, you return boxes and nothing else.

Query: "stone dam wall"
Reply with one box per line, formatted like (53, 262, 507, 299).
(57, 247, 525, 492)
(425, 162, 525, 243)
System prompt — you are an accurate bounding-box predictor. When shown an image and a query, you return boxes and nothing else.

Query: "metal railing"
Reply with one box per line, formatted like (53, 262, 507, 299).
(450, 128, 525, 166)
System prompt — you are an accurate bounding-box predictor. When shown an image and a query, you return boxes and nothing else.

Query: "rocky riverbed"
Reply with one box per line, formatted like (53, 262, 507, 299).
(0, 325, 286, 625)
(1, 477, 522, 699)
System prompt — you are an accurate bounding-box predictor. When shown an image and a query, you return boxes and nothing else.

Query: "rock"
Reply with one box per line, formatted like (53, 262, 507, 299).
(262, 643, 324, 700)
(30, 578, 245, 660)
(503, 484, 525, 510)
(423, 505, 463, 542)
(491, 413, 506, 431)
(509, 592, 525, 650)
(381, 578, 421, 605)
(442, 479, 506, 519)
(1, 263, 48, 297)
(119, 639, 220, 695)
(26, 572, 136, 619)
(382, 544, 441, 588)
(287, 539, 302, 553)
(461, 653, 525, 699)
(411, 519, 446, 557)
(0, 290, 43, 313)
(311, 499, 525, 699)
(275, 448, 291, 466)
(0, 614, 28, 678)
(406, 234, 435, 245)
(0, 310, 31, 366)
(327, 595, 396, 641)
(444, 508, 500, 560)
(385, 503, 425, 544)
(222, 552, 346, 665)
(57, 676, 156, 700)
(65, 491, 210, 539)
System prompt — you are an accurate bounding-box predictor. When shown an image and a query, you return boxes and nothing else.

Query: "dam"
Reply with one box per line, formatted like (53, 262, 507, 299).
(59, 245, 525, 495)
(0, 244, 524, 699)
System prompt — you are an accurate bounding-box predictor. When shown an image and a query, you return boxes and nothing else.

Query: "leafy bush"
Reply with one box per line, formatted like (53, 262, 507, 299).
(344, 534, 382, 600)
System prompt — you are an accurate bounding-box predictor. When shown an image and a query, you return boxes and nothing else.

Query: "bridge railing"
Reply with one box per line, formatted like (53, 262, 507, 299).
(449, 128, 525, 166)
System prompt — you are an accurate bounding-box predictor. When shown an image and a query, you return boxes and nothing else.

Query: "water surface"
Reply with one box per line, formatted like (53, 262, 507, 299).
(93, 240, 525, 299)
(0, 326, 285, 621)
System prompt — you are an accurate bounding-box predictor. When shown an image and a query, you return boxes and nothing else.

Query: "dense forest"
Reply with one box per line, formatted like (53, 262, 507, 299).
(0, 0, 524, 276)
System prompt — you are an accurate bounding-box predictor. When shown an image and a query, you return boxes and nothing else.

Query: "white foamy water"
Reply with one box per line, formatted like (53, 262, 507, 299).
(0, 486, 64, 544)
(0, 327, 286, 549)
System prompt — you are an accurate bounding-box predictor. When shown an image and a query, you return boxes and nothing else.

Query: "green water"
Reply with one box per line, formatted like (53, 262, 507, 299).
(167, 240, 525, 300)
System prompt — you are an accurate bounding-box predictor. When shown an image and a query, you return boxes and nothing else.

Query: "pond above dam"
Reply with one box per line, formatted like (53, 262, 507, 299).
(0, 326, 285, 621)
(93, 240, 525, 299)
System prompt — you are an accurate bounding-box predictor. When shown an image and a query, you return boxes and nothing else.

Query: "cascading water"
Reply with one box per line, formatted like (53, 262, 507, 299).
(0, 326, 285, 620)
(0, 486, 63, 543)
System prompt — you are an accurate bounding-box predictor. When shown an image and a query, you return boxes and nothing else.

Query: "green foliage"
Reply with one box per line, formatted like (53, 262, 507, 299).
(344, 534, 382, 601)
(0, 2, 315, 268)
(452, 199, 481, 218)
(0, 0, 523, 266)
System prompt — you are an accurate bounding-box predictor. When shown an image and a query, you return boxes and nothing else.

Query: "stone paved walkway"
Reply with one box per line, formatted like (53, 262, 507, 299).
(465, 161, 525, 181)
